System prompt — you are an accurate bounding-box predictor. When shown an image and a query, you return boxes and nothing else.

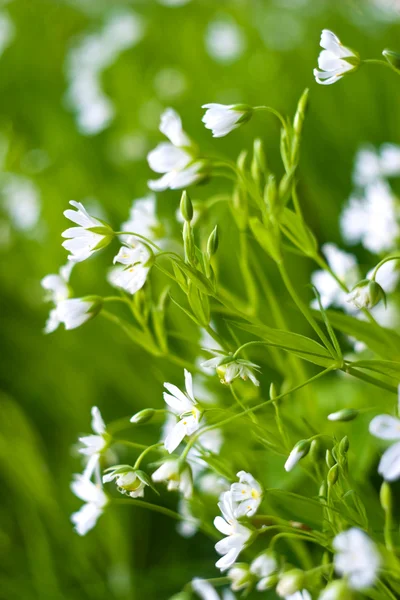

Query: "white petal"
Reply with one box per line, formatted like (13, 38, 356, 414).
(369, 415, 400, 440)
(164, 419, 187, 453)
(378, 442, 400, 481)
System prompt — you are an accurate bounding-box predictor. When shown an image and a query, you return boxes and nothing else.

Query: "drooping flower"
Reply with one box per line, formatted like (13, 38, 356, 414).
(151, 458, 193, 498)
(284, 440, 311, 472)
(202, 104, 252, 138)
(108, 243, 152, 295)
(163, 369, 202, 453)
(214, 491, 252, 571)
(201, 356, 260, 386)
(313, 29, 359, 85)
(70, 475, 108, 535)
(230, 471, 263, 518)
(250, 552, 278, 591)
(41, 261, 75, 333)
(227, 564, 252, 591)
(103, 465, 150, 498)
(62, 200, 113, 262)
(369, 412, 400, 481)
(346, 279, 385, 310)
(121, 194, 163, 244)
(276, 569, 306, 597)
(333, 528, 380, 589)
(78, 406, 110, 479)
(147, 108, 207, 191)
(47, 296, 103, 332)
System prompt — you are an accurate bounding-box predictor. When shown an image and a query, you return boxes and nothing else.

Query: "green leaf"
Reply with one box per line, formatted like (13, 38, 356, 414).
(311, 286, 342, 361)
(249, 217, 281, 263)
(315, 310, 400, 360)
(232, 321, 337, 367)
(350, 359, 400, 381)
(280, 208, 318, 257)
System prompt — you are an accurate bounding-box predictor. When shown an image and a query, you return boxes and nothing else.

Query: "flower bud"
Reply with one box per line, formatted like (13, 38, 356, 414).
(347, 279, 386, 310)
(251, 138, 268, 187)
(236, 149, 248, 173)
(309, 438, 323, 464)
(269, 382, 278, 400)
(326, 449, 336, 469)
(228, 563, 252, 591)
(328, 464, 339, 486)
(207, 225, 219, 257)
(130, 408, 156, 424)
(319, 580, 353, 600)
(383, 49, 400, 71)
(180, 190, 193, 222)
(293, 88, 309, 137)
(278, 169, 295, 206)
(265, 174, 278, 214)
(319, 480, 327, 500)
(284, 439, 311, 472)
(276, 569, 305, 597)
(380, 481, 392, 513)
(328, 409, 358, 422)
(339, 436, 350, 455)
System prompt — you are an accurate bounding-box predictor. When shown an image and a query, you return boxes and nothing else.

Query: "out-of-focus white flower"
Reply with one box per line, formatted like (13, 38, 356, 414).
(341, 180, 399, 254)
(285, 591, 312, 600)
(109, 243, 151, 295)
(284, 440, 310, 472)
(42, 262, 75, 333)
(78, 406, 109, 479)
(333, 528, 380, 589)
(214, 491, 252, 571)
(197, 472, 230, 496)
(103, 466, 148, 498)
(191, 578, 236, 600)
(201, 356, 260, 386)
(370, 411, 400, 481)
(227, 564, 252, 591)
(318, 580, 350, 600)
(353, 144, 400, 187)
(314, 29, 359, 85)
(346, 279, 385, 310)
(121, 194, 161, 243)
(47, 296, 102, 333)
(230, 471, 263, 518)
(154, 67, 187, 101)
(151, 459, 193, 498)
(62, 201, 113, 262)
(202, 104, 252, 138)
(147, 108, 207, 191)
(276, 570, 306, 597)
(163, 369, 202, 453)
(1, 174, 41, 231)
(311, 243, 360, 311)
(250, 552, 278, 591)
(71, 475, 108, 535)
(205, 19, 245, 63)
(177, 498, 200, 538)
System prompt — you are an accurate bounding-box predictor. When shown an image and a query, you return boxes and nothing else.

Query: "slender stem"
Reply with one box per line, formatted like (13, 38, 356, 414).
(346, 367, 398, 394)
(370, 255, 400, 280)
(133, 443, 164, 469)
(230, 384, 258, 424)
(254, 106, 288, 130)
(114, 231, 162, 251)
(114, 440, 148, 450)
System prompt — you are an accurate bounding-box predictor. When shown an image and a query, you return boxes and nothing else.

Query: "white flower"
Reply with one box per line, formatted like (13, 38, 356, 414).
(230, 471, 263, 518)
(121, 194, 161, 243)
(78, 406, 109, 479)
(370, 412, 400, 481)
(48, 297, 102, 332)
(163, 369, 202, 453)
(191, 579, 235, 600)
(314, 29, 359, 85)
(284, 440, 310, 472)
(346, 279, 385, 310)
(147, 108, 206, 191)
(311, 243, 360, 311)
(71, 475, 108, 535)
(214, 491, 252, 571)
(341, 180, 399, 254)
(250, 553, 278, 591)
(62, 201, 112, 262)
(109, 243, 151, 295)
(41, 261, 75, 333)
(353, 144, 400, 187)
(103, 467, 147, 498)
(177, 498, 200, 538)
(227, 564, 251, 591)
(151, 459, 193, 498)
(202, 104, 252, 138)
(201, 356, 260, 386)
(286, 592, 312, 600)
(333, 528, 380, 589)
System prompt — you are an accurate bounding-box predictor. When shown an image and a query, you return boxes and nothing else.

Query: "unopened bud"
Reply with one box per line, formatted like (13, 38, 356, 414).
(380, 481, 392, 513)
(319, 580, 353, 600)
(285, 439, 311, 472)
(251, 138, 268, 187)
(276, 569, 305, 597)
(280, 127, 291, 172)
(130, 408, 156, 424)
(265, 174, 278, 213)
(278, 170, 295, 206)
(383, 49, 400, 71)
(328, 464, 339, 486)
(328, 409, 358, 422)
(326, 449, 336, 469)
(180, 190, 193, 222)
(319, 480, 327, 499)
(293, 88, 309, 136)
(237, 149, 248, 172)
(347, 279, 386, 310)
(339, 436, 350, 455)
(309, 439, 323, 463)
(269, 382, 278, 400)
(207, 225, 219, 257)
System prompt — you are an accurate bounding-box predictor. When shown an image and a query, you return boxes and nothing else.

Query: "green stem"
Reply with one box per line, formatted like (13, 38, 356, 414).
(370, 255, 400, 280)
(254, 106, 288, 130)
(230, 384, 258, 424)
(114, 440, 148, 450)
(133, 443, 164, 469)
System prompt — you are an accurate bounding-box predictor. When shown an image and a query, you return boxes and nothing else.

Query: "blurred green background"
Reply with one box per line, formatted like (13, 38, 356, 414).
(1, 0, 400, 598)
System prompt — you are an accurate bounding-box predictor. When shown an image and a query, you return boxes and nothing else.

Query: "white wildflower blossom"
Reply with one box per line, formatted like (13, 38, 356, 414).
(333, 528, 380, 589)
(147, 108, 206, 191)
(370, 408, 400, 481)
(227, 564, 252, 591)
(250, 552, 278, 591)
(214, 491, 252, 571)
(151, 459, 193, 498)
(284, 440, 310, 472)
(47, 297, 102, 333)
(62, 200, 113, 262)
(78, 406, 109, 479)
(103, 466, 148, 498)
(201, 356, 260, 386)
(353, 144, 400, 187)
(314, 29, 359, 85)
(202, 104, 252, 138)
(121, 194, 162, 243)
(230, 471, 263, 518)
(191, 578, 235, 600)
(41, 261, 75, 333)
(109, 243, 151, 295)
(71, 475, 108, 535)
(163, 369, 202, 453)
